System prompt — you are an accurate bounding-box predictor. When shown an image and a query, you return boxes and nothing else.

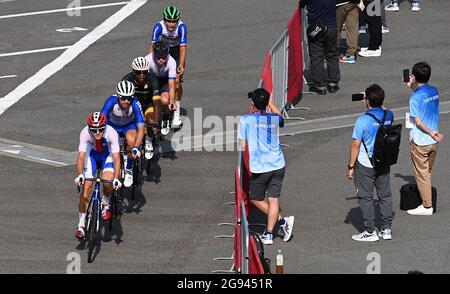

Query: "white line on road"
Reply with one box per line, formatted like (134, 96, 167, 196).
(0, 0, 148, 116)
(0, 75, 17, 79)
(0, 46, 70, 58)
(0, 1, 129, 19)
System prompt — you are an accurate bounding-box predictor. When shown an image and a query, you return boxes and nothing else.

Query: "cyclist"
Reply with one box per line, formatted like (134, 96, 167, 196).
(148, 5, 187, 128)
(74, 112, 122, 240)
(122, 57, 161, 159)
(101, 80, 145, 187)
(145, 41, 177, 135)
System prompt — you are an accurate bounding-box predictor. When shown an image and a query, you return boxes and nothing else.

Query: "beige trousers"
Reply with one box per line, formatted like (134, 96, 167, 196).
(410, 142, 437, 207)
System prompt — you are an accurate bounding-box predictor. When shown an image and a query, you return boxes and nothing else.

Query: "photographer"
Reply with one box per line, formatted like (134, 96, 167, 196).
(347, 84, 394, 242)
(238, 88, 294, 245)
(300, 0, 341, 94)
(405, 62, 444, 216)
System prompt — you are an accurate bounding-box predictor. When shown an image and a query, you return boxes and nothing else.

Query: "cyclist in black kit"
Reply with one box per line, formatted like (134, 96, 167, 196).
(122, 57, 161, 159)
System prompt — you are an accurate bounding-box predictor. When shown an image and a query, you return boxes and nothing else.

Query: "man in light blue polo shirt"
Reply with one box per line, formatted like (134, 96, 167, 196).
(406, 62, 444, 216)
(238, 88, 294, 245)
(347, 84, 394, 242)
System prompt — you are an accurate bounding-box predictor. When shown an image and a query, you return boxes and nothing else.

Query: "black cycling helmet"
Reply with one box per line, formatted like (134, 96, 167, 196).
(153, 41, 170, 59)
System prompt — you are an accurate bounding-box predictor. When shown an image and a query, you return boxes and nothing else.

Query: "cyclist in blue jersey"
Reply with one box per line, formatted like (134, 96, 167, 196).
(101, 80, 145, 188)
(148, 5, 187, 128)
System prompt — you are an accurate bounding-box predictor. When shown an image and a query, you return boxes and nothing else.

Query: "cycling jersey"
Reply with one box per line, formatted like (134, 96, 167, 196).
(122, 72, 160, 110)
(78, 125, 120, 154)
(101, 95, 145, 127)
(145, 53, 177, 80)
(78, 125, 120, 179)
(151, 20, 187, 48)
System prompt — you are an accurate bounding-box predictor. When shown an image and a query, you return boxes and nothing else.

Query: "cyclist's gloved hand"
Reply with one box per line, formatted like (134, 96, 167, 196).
(113, 178, 122, 190)
(75, 174, 84, 187)
(131, 147, 141, 158)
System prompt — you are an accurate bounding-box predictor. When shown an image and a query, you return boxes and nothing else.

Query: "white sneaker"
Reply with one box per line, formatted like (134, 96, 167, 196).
(352, 230, 379, 242)
(360, 46, 382, 53)
(412, 3, 421, 12)
(407, 204, 433, 215)
(144, 136, 154, 160)
(280, 216, 294, 242)
(124, 170, 133, 187)
(161, 120, 170, 136)
(385, 2, 399, 12)
(382, 25, 389, 34)
(377, 227, 392, 240)
(172, 112, 182, 128)
(359, 48, 382, 57)
(260, 233, 273, 245)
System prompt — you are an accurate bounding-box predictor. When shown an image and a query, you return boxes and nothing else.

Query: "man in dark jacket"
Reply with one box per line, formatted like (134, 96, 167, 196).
(300, 0, 341, 95)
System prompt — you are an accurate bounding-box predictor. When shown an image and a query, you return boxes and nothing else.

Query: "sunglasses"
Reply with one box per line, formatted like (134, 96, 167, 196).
(155, 55, 167, 60)
(165, 19, 178, 24)
(89, 127, 106, 134)
(134, 70, 148, 76)
(118, 96, 133, 101)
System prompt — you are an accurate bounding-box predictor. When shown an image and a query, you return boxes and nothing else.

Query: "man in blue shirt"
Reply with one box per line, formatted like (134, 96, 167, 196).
(347, 84, 394, 241)
(405, 62, 444, 216)
(238, 88, 294, 245)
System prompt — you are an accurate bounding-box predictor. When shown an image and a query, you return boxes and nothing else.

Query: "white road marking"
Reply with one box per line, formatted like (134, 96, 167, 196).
(0, 46, 70, 58)
(0, 0, 148, 116)
(0, 75, 17, 79)
(0, 1, 129, 19)
(0, 0, 16, 3)
(26, 156, 66, 166)
(2, 149, 20, 155)
(0, 138, 76, 167)
(56, 27, 88, 33)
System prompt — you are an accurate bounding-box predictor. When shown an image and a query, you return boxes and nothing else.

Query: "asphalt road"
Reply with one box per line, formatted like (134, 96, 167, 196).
(0, 0, 449, 274)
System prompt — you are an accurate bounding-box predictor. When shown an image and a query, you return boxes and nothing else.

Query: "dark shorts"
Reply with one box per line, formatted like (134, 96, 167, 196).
(169, 46, 180, 67)
(157, 77, 170, 93)
(250, 167, 285, 201)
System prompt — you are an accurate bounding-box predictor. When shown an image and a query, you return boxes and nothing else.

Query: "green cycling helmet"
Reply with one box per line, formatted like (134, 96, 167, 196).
(163, 6, 180, 21)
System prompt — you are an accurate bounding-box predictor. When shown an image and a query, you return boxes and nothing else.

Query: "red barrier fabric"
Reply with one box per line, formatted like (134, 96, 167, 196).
(287, 7, 303, 102)
(260, 52, 273, 96)
(242, 146, 251, 216)
(234, 167, 242, 273)
(248, 234, 265, 274)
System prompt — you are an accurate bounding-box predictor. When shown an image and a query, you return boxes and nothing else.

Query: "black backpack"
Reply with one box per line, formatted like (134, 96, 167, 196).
(362, 110, 402, 171)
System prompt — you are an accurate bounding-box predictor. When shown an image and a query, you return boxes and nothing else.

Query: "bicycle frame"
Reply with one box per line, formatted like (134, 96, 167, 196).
(85, 171, 102, 235)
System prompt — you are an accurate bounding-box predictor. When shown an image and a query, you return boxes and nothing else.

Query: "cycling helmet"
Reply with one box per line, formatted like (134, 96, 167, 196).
(87, 112, 107, 128)
(153, 41, 169, 59)
(163, 6, 180, 21)
(116, 80, 135, 98)
(132, 57, 150, 71)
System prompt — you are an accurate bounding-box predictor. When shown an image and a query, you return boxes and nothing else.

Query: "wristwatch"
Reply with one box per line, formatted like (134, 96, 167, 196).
(347, 165, 354, 170)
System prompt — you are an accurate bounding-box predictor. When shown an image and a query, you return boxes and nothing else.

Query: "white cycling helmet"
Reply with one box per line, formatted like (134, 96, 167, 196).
(116, 80, 135, 98)
(132, 57, 150, 71)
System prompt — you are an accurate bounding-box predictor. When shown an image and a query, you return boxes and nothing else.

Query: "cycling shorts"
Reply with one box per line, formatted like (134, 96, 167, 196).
(84, 148, 114, 180)
(107, 122, 137, 138)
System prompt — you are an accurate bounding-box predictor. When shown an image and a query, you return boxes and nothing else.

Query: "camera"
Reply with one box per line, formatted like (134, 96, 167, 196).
(352, 93, 364, 101)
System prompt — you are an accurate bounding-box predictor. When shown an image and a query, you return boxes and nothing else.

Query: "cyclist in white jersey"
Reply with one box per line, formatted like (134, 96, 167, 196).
(145, 41, 177, 135)
(148, 5, 187, 128)
(74, 112, 121, 240)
